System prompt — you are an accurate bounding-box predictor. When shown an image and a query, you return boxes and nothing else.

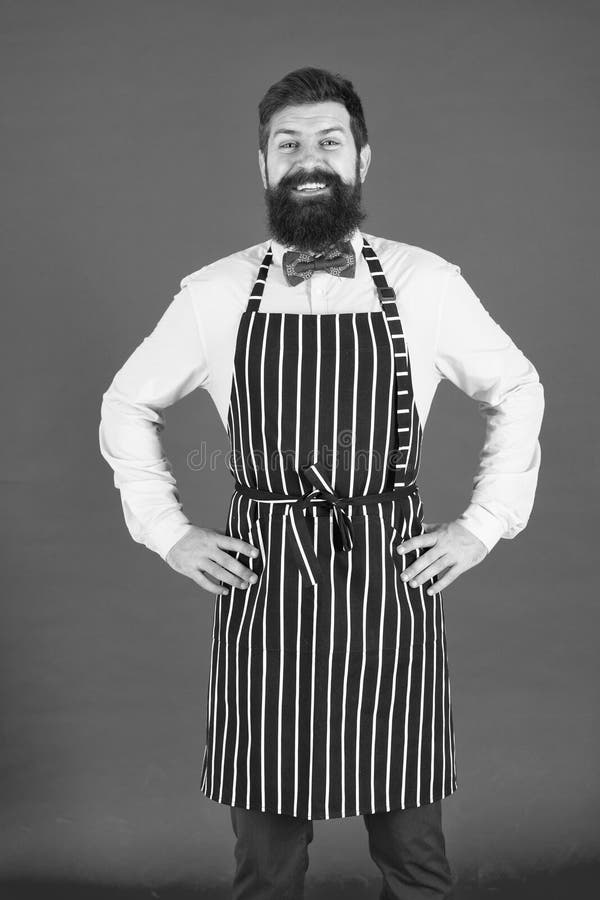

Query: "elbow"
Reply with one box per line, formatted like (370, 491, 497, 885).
(478, 376, 545, 426)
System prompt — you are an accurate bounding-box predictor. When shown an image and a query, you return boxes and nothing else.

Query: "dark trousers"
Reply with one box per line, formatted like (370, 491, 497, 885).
(229, 800, 455, 899)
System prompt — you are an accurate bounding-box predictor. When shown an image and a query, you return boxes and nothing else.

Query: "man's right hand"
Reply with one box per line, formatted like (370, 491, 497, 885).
(165, 525, 260, 595)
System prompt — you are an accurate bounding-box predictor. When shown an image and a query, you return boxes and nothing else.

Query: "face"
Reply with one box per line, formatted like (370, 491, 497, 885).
(258, 101, 371, 253)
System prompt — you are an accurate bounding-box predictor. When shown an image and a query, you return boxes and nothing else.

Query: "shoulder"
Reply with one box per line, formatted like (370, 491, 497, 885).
(362, 231, 461, 286)
(179, 238, 271, 294)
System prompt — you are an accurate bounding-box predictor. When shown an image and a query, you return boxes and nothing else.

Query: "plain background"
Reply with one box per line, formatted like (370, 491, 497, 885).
(1, 0, 598, 895)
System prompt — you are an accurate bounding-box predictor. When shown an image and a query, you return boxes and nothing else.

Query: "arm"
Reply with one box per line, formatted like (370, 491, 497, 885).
(396, 261, 545, 595)
(98, 283, 210, 560)
(434, 262, 545, 553)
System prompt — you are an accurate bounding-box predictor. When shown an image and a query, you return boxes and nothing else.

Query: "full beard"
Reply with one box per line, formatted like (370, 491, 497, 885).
(263, 158, 368, 253)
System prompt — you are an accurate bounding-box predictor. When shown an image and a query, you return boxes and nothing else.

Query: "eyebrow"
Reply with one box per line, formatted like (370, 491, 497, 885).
(272, 126, 346, 138)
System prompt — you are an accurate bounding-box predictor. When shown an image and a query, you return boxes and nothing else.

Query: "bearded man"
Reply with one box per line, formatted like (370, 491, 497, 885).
(99, 66, 544, 899)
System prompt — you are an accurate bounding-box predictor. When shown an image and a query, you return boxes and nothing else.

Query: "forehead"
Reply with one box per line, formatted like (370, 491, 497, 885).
(268, 101, 351, 138)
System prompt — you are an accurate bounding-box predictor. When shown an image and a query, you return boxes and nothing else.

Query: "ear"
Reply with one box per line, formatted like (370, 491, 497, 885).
(258, 149, 268, 189)
(358, 143, 372, 183)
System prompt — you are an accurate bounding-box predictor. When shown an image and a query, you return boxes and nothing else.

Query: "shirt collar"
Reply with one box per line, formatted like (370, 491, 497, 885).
(268, 227, 365, 269)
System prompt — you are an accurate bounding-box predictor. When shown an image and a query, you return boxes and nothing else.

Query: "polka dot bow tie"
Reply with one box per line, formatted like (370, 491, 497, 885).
(282, 241, 356, 287)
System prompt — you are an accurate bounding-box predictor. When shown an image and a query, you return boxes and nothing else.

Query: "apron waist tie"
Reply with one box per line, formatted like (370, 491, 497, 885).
(233, 460, 420, 588)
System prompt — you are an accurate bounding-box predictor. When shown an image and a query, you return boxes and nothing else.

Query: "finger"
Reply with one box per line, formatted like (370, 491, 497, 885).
(401, 550, 449, 585)
(397, 532, 439, 554)
(217, 534, 261, 560)
(405, 556, 452, 589)
(200, 559, 256, 590)
(195, 570, 230, 595)
(213, 548, 261, 583)
(425, 565, 461, 596)
(398, 538, 444, 574)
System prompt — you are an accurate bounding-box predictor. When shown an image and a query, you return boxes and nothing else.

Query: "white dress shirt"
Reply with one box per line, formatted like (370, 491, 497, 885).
(98, 228, 545, 561)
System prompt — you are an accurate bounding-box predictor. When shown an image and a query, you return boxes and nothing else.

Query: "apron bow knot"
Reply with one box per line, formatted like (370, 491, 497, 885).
(284, 462, 357, 587)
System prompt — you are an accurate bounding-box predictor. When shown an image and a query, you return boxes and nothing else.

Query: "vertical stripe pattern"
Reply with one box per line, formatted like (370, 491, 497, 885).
(199, 237, 457, 819)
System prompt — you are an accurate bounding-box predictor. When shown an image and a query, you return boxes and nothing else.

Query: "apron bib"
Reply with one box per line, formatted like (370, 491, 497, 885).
(199, 236, 457, 819)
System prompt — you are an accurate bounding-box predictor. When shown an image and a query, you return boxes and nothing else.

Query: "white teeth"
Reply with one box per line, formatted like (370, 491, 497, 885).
(296, 183, 326, 191)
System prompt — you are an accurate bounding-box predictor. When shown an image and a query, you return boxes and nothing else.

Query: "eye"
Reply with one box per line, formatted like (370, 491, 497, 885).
(278, 139, 340, 150)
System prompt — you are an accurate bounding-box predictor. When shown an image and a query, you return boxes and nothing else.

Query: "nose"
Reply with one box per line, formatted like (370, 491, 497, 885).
(296, 144, 327, 171)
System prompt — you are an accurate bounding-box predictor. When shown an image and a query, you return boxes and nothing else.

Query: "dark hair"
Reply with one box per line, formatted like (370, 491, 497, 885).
(258, 67, 368, 159)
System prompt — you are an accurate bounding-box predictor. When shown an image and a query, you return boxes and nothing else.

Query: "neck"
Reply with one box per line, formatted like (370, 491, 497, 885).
(285, 228, 358, 253)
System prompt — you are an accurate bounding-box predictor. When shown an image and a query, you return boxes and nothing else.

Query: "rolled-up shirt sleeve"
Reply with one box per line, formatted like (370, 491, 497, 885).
(98, 282, 209, 561)
(434, 263, 545, 553)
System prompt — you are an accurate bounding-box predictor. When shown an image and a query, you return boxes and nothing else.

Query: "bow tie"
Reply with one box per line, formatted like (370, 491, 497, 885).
(282, 240, 356, 286)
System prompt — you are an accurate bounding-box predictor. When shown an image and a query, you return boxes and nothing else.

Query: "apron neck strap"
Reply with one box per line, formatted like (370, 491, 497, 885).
(360, 238, 398, 304)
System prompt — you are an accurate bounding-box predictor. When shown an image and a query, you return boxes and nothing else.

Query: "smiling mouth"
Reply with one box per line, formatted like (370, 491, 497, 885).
(293, 182, 330, 194)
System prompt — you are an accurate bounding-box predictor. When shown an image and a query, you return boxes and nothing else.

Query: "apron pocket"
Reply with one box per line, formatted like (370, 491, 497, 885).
(388, 521, 440, 646)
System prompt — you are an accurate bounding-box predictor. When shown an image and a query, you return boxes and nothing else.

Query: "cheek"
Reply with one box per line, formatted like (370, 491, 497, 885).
(339, 152, 359, 179)
(264, 155, 280, 186)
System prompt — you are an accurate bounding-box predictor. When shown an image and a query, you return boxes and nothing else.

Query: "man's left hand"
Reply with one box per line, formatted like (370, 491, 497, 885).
(397, 521, 489, 596)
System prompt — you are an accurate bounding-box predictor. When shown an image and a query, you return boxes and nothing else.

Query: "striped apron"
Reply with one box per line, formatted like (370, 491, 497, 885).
(199, 236, 457, 819)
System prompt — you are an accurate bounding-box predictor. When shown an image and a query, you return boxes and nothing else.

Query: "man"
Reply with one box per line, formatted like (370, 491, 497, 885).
(99, 67, 544, 899)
